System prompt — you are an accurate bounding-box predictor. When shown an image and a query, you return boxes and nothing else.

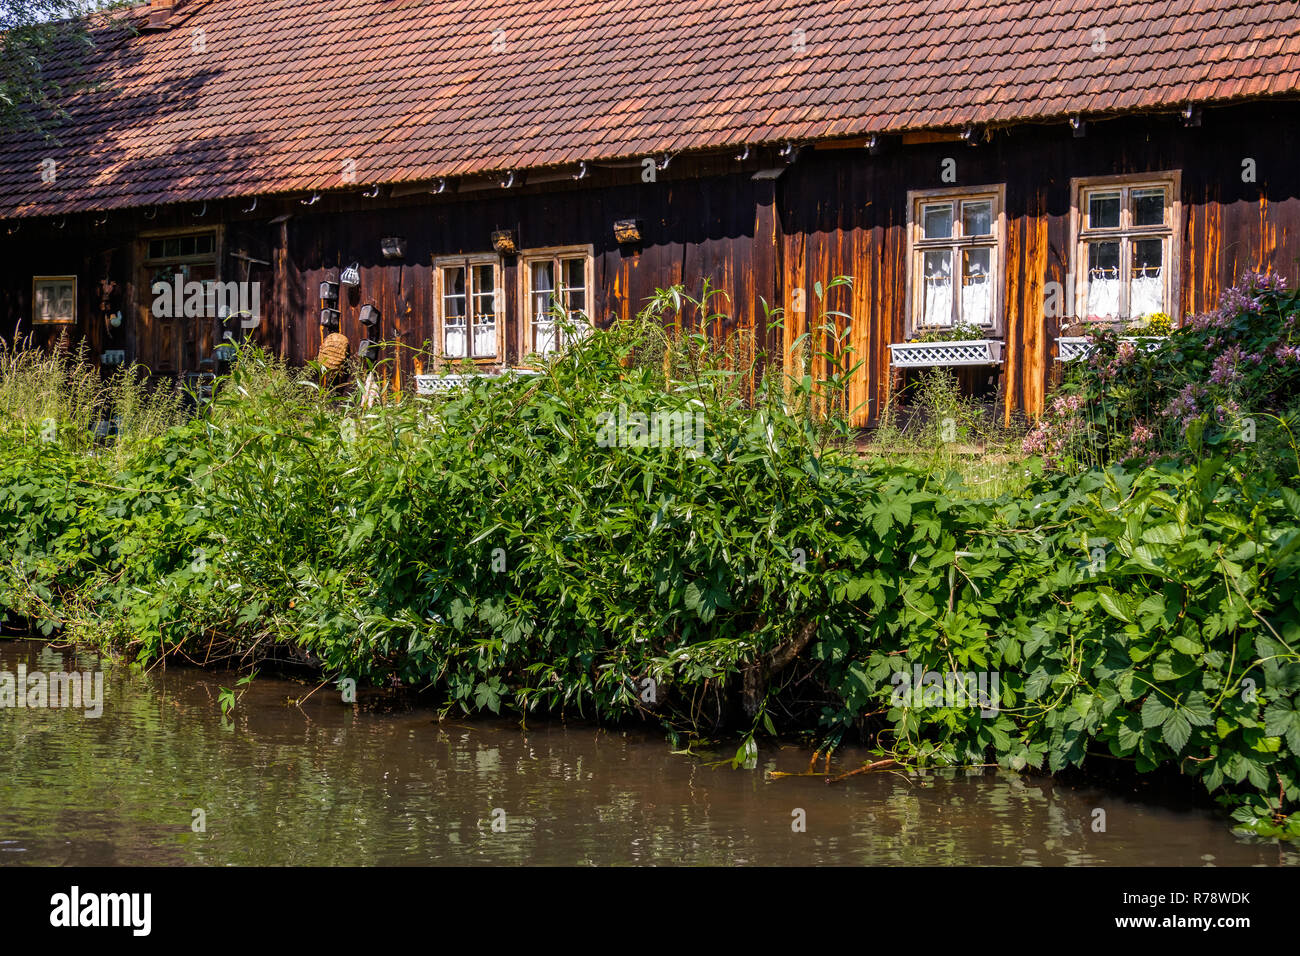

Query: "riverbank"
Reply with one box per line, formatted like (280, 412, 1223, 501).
(3, 286, 1300, 840)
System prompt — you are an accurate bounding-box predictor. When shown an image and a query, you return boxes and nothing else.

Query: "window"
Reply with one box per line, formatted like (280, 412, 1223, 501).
(143, 230, 220, 309)
(32, 276, 77, 324)
(147, 234, 214, 261)
(907, 186, 1004, 332)
(521, 247, 593, 357)
(1072, 173, 1179, 322)
(435, 256, 501, 359)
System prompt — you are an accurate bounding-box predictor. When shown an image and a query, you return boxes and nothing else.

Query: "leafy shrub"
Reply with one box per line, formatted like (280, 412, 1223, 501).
(2, 288, 1299, 836)
(1028, 272, 1300, 473)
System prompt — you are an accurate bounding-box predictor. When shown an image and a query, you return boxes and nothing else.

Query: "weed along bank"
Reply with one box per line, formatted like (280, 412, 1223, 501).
(2, 0, 1300, 422)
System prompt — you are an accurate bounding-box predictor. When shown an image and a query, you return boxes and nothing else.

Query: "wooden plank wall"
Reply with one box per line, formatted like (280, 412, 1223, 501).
(1, 101, 1298, 426)
(777, 102, 1300, 426)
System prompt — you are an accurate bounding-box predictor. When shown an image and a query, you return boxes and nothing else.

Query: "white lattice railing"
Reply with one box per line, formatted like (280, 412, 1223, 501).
(1056, 336, 1165, 362)
(1056, 337, 1091, 362)
(889, 339, 1003, 368)
(415, 369, 539, 395)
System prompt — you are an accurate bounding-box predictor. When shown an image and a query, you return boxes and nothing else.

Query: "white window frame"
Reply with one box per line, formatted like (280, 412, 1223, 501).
(434, 254, 503, 362)
(32, 275, 77, 324)
(905, 184, 1006, 336)
(1070, 171, 1181, 323)
(519, 245, 594, 358)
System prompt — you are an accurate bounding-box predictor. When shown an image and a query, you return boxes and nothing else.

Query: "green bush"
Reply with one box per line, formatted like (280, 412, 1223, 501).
(1027, 271, 1300, 474)
(2, 290, 1299, 837)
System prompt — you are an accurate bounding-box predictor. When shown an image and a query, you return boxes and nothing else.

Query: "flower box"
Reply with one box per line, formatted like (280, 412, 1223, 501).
(1055, 336, 1164, 362)
(888, 339, 1003, 368)
(415, 368, 539, 396)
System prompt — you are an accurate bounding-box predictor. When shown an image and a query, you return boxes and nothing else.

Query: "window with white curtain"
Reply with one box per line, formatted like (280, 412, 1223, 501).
(436, 256, 501, 360)
(908, 186, 1004, 333)
(1072, 174, 1179, 322)
(521, 247, 592, 357)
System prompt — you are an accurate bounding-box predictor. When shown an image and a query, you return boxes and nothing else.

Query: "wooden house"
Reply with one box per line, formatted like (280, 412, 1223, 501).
(2, 0, 1299, 423)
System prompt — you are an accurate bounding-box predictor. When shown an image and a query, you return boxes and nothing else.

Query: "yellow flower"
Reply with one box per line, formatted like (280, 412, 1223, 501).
(1144, 312, 1173, 336)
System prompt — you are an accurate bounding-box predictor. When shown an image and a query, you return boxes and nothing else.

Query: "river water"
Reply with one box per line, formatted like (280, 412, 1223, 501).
(0, 638, 1294, 866)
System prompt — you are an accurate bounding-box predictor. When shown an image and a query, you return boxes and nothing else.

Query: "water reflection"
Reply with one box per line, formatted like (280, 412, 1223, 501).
(0, 639, 1294, 866)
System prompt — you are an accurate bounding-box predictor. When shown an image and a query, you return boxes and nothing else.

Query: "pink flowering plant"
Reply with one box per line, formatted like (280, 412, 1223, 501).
(1030, 272, 1300, 473)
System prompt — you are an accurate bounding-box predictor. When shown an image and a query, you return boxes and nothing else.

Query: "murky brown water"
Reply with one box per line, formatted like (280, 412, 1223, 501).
(0, 638, 1295, 866)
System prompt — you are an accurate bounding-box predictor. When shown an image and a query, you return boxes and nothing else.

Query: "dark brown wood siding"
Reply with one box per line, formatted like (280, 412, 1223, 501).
(2, 101, 1298, 425)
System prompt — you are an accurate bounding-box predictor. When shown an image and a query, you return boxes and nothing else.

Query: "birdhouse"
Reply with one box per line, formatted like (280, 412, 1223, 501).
(320, 308, 340, 328)
(359, 304, 380, 326)
(319, 280, 339, 302)
(380, 237, 406, 259)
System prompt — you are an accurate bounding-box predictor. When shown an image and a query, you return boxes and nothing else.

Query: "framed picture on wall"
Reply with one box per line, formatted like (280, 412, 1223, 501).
(32, 276, 77, 324)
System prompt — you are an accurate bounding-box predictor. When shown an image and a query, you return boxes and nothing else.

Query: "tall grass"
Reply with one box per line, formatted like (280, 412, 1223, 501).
(0, 335, 188, 467)
(866, 367, 1032, 498)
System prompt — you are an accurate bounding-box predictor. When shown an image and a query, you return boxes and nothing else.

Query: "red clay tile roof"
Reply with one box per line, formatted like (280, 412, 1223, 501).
(2, 0, 1299, 218)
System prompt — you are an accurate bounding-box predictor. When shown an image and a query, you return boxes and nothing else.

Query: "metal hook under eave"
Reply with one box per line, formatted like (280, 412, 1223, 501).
(241, 196, 258, 213)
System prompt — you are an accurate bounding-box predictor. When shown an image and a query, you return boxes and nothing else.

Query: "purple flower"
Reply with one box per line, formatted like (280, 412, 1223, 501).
(1022, 424, 1049, 455)
(1217, 286, 1260, 321)
(1209, 345, 1244, 386)
(1242, 270, 1288, 294)
(1163, 383, 1204, 428)
(1050, 394, 1082, 418)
